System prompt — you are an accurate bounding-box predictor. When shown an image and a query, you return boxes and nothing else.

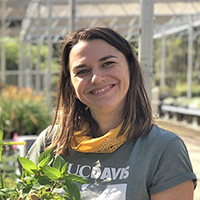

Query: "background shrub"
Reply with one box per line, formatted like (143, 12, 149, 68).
(0, 85, 52, 139)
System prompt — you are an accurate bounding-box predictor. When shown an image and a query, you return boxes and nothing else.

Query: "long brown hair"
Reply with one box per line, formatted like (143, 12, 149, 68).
(47, 27, 153, 156)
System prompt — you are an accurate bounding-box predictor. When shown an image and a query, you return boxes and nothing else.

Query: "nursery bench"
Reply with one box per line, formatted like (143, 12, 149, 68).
(161, 105, 200, 126)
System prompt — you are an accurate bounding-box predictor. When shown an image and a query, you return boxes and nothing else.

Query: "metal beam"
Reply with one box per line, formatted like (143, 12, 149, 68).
(161, 35, 166, 87)
(1, 0, 6, 83)
(154, 16, 200, 38)
(36, 4, 41, 94)
(18, 42, 24, 88)
(45, 0, 53, 105)
(138, 0, 154, 100)
(19, 0, 41, 42)
(187, 16, 193, 98)
(69, 0, 76, 33)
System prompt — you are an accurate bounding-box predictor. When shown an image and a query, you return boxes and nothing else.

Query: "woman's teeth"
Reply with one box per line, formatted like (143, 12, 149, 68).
(93, 85, 111, 94)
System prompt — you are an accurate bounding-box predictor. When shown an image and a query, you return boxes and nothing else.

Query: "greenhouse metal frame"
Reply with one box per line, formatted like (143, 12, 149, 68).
(1, 0, 200, 101)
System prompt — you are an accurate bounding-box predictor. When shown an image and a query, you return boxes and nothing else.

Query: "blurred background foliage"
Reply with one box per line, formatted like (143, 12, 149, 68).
(0, 37, 61, 71)
(3, 37, 19, 71)
(0, 37, 61, 87)
(0, 85, 52, 139)
(153, 34, 200, 100)
(1, 35, 200, 99)
(0, 34, 200, 137)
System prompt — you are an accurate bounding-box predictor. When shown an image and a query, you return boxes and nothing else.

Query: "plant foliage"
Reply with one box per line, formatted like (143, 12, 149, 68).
(0, 85, 52, 138)
(0, 147, 87, 200)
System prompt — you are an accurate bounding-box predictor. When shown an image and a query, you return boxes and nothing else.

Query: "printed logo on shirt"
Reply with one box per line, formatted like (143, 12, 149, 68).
(81, 183, 127, 200)
(68, 163, 130, 180)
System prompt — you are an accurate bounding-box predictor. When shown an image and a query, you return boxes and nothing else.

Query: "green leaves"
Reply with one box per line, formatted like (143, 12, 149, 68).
(63, 179, 81, 200)
(0, 126, 5, 194)
(0, 126, 3, 163)
(0, 187, 19, 200)
(0, 174, 4, 190)
(18, 157, 37, 174)
(61, 162, 69, 175)
(53, 155, 66, 171)
(38, 156, 53, 168)
(0, 187, 17, 195)
(67, 174, 88, 184)
(41, 166, 61, 181)
(0, 148, 88, 199)
(38, 148, 54, 163)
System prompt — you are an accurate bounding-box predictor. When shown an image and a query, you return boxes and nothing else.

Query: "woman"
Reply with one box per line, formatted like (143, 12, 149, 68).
(27, 27, 197, 200)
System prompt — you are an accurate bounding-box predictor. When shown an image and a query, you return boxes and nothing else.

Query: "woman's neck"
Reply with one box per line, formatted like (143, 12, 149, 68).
(90, 109, 123, 137)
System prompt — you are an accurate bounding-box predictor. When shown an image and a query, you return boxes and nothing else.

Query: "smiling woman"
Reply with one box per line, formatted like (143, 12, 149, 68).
(69, 39, 130, 129)
(26, 27, 197, 200)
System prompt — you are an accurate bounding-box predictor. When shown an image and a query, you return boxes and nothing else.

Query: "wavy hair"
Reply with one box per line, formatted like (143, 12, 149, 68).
(47, 27, 153, 156)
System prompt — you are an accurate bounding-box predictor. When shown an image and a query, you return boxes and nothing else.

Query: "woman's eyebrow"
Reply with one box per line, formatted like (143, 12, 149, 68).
(72, 64, 86, 72)
(72, 55, 117, 72)
(98, 55, 117, 62)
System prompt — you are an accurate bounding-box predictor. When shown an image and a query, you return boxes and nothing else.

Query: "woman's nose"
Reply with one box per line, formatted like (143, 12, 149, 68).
(90, 70, 105, 84)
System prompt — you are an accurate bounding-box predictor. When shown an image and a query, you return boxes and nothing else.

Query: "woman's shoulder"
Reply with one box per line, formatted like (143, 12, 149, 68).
(26, 125, 58, 164)
(145, 123, 180, 143)
(134, 123, 185, 154)
(37, 125, 58, 142)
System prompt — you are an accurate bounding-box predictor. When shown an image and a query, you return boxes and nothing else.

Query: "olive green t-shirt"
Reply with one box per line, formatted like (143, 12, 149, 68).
(27, 124, 197, 200)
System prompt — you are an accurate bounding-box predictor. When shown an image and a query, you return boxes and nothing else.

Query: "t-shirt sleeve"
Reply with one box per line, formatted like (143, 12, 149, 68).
(26, 127, 50, 165)
(149, 136, 197, 194)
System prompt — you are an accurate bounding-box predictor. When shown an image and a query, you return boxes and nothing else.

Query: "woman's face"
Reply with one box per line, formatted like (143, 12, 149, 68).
(69, 39, 130, 115)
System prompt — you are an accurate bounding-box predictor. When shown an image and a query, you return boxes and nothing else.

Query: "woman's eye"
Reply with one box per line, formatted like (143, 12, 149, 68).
(102, 61, 114, 68)
(76, 69, 90, 76)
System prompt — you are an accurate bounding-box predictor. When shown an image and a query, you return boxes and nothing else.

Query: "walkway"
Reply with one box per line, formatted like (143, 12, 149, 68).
(156, 119, 200, 200)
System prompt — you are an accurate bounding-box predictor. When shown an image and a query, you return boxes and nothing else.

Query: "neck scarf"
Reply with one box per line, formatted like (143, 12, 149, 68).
(71, 123, 127, 153)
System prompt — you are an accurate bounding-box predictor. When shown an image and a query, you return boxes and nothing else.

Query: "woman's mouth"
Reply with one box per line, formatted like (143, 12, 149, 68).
(90, 84, 115, 95)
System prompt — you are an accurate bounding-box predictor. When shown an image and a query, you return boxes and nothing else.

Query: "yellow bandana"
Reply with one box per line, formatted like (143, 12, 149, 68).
(71, 124, 127, 153)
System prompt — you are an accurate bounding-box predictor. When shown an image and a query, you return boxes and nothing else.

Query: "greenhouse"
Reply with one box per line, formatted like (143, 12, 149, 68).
(1, 0, 200, 99)
(0, 0, 200, 199)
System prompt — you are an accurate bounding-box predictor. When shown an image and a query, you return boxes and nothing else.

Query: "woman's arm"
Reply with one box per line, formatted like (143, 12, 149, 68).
(151, 180, 194, 200)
